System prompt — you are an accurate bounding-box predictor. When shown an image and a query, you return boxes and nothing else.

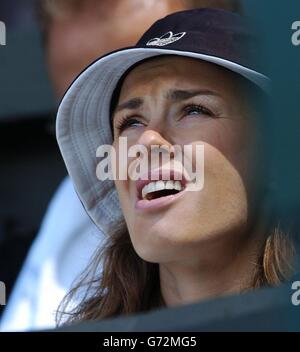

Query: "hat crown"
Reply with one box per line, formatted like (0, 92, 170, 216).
(137, 8, 260, 72)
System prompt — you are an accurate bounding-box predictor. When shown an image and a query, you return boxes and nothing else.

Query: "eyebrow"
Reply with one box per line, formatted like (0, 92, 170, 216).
(114, 89, 220, 114)
(114, 97, 143, 113)
(167, 89, 220, 101)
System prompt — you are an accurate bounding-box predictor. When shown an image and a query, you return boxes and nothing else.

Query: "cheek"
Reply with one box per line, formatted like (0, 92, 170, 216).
(201, 119, 257, 182)
(203, 143, 248, 193)
(114, 179, 133, 228)
(181, 119, 255, 193)
(171, 143, 250, 245)
(113, 141, 136, 225)
(202, 142, 249, 223)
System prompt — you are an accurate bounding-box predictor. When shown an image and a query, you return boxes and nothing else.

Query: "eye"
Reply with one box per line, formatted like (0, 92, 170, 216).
(184, 104, 214, 117)
(114, 116, 145, 134)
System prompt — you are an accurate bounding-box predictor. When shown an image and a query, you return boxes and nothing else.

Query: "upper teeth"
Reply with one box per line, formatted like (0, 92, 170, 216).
(141, 180, 183, 200)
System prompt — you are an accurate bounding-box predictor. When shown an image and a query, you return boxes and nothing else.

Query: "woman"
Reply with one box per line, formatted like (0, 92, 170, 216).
(56, 8, 295, 323)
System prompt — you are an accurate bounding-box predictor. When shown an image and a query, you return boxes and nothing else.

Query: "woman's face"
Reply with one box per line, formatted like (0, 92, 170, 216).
(112, 56, 261, 264)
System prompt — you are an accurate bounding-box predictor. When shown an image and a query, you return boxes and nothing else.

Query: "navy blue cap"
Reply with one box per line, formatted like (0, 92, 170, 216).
(137, 8, 260, 73)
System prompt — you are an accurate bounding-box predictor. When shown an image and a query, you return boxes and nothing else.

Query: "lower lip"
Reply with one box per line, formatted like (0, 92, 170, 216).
(135, 189, 186, 211)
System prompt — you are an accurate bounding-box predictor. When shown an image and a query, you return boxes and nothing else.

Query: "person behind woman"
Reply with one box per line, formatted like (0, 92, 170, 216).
(56, 8, 296, 324)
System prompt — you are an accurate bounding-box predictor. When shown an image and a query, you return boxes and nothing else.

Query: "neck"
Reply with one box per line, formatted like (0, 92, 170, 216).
(159, 222, 266, 307)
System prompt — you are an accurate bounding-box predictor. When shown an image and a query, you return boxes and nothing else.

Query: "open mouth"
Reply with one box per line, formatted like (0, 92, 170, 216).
(141, 180, 184, 200)
(136, 169, 187, 203)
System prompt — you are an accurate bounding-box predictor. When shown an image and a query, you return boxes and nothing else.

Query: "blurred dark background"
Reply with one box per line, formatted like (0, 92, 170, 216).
(0, 0, 67, 315)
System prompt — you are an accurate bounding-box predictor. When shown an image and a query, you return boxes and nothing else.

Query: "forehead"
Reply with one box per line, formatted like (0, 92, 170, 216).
(118, 56, 242, 100)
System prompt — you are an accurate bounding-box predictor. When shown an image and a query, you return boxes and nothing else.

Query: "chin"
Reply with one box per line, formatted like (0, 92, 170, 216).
(129, 210, 250, 265)
(129, 224, 197, 264)
(133, 243, 177, 264)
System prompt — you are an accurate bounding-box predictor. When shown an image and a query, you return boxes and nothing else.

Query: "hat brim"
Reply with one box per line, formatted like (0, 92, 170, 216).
(56, 47, 271, 234)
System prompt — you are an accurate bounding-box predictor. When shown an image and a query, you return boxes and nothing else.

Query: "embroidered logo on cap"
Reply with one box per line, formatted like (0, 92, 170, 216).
(146, 31, 186, 47)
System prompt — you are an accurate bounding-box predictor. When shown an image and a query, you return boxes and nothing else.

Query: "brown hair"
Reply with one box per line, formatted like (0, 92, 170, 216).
(57, 224, 163, 322)
(253, 226, 296, 287)
(56, 217, 296, 324)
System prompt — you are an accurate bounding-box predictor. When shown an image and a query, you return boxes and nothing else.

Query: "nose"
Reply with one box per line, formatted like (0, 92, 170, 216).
(135, 130, 174, 174)
(136, 129, 173, 152)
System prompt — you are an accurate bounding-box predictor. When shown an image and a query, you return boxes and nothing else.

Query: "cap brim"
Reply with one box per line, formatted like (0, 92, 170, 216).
(56, 47, 271, 234)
